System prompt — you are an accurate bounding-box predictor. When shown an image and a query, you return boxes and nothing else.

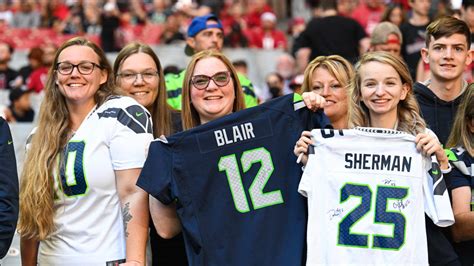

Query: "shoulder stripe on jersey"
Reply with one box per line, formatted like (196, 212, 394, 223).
(26, 133, 33, 146)
(293, 93, 305, 111)
(97, 107, 121, 119)
(293, 93, 303, 102)
(452, 161, 472, 176)
(98, 106, 152, 134)
(167, 88, 182, 99)
(119, 106, 152, 134)
(445, 149, 458, 161)
(108, 95, 121, 100)
(308, 144, 315, 155)
(429, 161, 447, 196)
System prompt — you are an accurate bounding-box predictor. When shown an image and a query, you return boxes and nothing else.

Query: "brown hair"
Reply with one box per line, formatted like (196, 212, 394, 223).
(181, 50, 245, 130)
(349, 52, 426, 135)
(19, 37, 117, 240)
(113, 42, 177, 137)
(425, 16, 471, 49)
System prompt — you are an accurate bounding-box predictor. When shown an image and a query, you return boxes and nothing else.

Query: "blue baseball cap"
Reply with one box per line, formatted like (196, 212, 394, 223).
(185, 14, 223, 56)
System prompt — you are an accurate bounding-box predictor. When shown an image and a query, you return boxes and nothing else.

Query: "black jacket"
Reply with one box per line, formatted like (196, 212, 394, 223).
(0, 118, 19, 258)
(414, 82, 467, 144)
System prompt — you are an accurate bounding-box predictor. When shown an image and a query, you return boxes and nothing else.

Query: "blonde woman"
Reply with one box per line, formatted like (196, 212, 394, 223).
(445, 86, 474, 266)
(19, 37, 153, 265)
(294, 55, 354, 164)
(297, 51, 453, 265)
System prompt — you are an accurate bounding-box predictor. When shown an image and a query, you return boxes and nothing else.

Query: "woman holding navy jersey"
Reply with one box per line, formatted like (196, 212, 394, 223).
(138, 50, 330, 265)
(137, 50, 245, 250)
(181, 50, 245, 130)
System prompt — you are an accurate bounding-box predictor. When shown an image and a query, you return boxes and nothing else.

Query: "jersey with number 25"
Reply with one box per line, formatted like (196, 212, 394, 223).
(298, 128, 454, 265)
(137, 94, 330, 266)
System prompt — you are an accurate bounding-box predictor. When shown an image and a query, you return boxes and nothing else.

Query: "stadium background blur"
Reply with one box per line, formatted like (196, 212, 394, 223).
(0, 0, 471, 264)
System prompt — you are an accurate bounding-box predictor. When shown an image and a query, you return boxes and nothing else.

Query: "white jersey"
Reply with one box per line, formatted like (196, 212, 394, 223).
(298, 128, 454, 265)
(37, 96, 153, 265)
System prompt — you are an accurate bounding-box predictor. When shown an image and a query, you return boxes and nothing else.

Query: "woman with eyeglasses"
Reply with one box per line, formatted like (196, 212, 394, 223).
(113, 42, 186, 266)
(181, 50, 245, 129)
(138, 50, 245, 242)
(18, 37, 153, 265)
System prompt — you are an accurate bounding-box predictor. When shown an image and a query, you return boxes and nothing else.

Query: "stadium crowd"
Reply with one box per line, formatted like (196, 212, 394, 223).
(0, 0, 473, 265)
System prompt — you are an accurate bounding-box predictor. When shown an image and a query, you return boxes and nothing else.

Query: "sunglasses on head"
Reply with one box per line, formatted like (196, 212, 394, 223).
(191, 71, 231, 90)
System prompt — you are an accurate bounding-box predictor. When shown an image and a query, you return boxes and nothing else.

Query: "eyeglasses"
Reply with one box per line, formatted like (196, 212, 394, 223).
(56, 61, 102, 75)
(117, 71, 159, 83)
(191, 71, 231, 90)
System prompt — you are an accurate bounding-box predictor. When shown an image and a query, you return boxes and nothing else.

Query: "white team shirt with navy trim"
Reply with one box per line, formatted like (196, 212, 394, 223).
(298, 128, 454, 265)
(37, 96, 153, 265)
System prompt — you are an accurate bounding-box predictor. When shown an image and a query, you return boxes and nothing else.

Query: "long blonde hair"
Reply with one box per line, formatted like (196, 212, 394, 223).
(348, 52, 426, 135)
(446, 85, 473, 156)
(113, 42, 177, 137)
(181, 50, 245, 130)
(301, 55, 354, 93)
(19, 37, 117, 240)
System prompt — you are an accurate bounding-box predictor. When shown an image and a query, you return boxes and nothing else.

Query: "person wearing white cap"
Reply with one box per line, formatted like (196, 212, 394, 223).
(247, 12, 287, 49)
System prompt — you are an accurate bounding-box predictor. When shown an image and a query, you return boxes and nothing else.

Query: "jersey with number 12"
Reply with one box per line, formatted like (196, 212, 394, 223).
(137, 94, 330, 266)
(298, 128, 454, 265)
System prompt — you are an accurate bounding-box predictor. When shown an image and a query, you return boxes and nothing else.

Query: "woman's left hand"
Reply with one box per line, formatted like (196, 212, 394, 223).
(415, 133, 449, 169)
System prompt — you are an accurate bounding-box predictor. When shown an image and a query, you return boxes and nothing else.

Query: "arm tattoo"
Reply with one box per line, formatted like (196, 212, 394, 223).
(122, 202, 133, 238)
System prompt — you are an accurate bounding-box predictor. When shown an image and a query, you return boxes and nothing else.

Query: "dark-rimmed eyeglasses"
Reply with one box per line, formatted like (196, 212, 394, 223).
(56, 61, 102, 75)
(191, 71, 231, 90)
(117, 71, 159, 83)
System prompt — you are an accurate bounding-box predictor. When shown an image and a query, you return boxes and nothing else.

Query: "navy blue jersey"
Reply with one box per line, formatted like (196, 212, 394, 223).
(445, 147, 474, 266)
(446, 147, 473, 191)
(137, 94, 330, 266)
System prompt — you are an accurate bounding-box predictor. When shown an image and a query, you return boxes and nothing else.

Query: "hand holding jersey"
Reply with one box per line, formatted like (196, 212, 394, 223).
(299, 128, 454, 265)
(415, 132, 449, 169)
(294, 92, 328, 165)
(137, 94, 331, 265)
(296, 52, 455, 264)
(295, 55, 355, 165)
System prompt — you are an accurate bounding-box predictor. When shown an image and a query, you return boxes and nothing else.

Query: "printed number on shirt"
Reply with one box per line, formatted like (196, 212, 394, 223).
(339, 183, 408, 250)
(219, 147, 284, 213)
(58, 141, 89, 197)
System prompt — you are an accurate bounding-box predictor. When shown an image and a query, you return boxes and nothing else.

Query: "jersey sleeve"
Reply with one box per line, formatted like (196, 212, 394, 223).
(109, 102, 153, 170)
(0, 118, 18, 259)
(136, 139, 175, 205)
(422, 155, 454, 227)
(445, 167, 470, 190)
(445, 148, 472, 190)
